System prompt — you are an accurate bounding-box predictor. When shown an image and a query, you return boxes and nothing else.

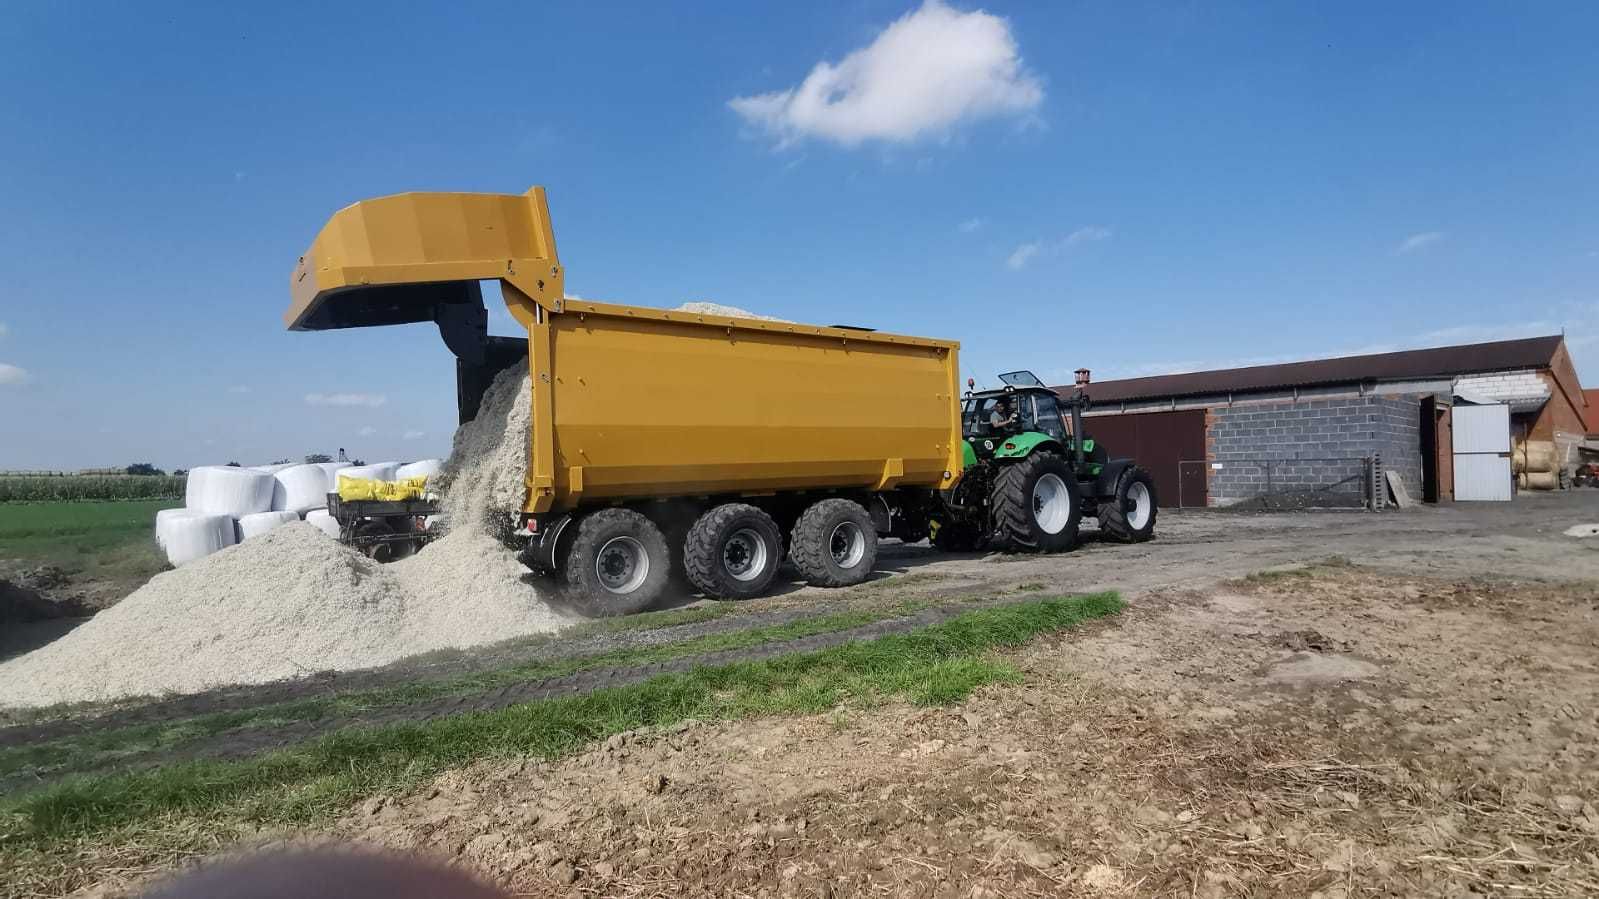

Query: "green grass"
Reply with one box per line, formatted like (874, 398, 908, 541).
(0, 601, 934, 783)
(0, 593, 1122, 851)
(0, 500, 170, 587)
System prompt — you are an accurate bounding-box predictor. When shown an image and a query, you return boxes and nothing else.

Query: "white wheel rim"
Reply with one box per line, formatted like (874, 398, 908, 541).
(596, 536, 649, 594)
(1032, 473, 1072, 534)
(722, 527, 769, 582)
(830, 521, 867, 568)
(1126, 481, 1151, 529)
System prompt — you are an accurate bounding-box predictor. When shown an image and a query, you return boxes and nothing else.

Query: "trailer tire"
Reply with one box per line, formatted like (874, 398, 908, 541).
(684, 504, 784, 600)
(791, 498, 878, 588)
(561, 508, 671, 616)
(1098, 466, 1158, 543)
(353, 520, 403, 564)
(990, 452, 1080, 552)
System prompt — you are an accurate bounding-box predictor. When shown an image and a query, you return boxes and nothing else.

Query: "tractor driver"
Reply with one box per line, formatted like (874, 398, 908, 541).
(989, 396, 1019, 433)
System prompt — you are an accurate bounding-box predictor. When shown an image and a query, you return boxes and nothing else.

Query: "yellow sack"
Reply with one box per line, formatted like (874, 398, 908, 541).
(377, 476, 429, 501)
(338, 475, 428, 502)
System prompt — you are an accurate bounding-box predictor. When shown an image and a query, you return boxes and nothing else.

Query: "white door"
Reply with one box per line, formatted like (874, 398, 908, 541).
(1455, 454, 1513, 501)
(1452, 403, 1512, 501)
(1452, 404, 1511, 453)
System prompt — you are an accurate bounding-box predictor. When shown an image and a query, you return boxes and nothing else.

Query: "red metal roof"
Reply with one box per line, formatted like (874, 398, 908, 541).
(1063, 335, 1565, 405)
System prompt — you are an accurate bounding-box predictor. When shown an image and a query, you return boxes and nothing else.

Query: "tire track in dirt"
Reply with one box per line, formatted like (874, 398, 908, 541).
(4, 595, 1084, 791)
(0, 583, 977, 749)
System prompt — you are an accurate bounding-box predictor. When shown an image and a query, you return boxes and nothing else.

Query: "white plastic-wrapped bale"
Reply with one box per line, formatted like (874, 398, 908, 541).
(396, 459, 444, 482)
(237, 510, 300, 541)
(305, 508, 342, 539)
(154, 508, 199, 548)
(185, 466, 275, 517)
(340, 462, 400, 482)
(162, 513, 236, 566)
(314, 461, 353, 480)
(250, 463, 298, 474)
(271, 464, 332, 514)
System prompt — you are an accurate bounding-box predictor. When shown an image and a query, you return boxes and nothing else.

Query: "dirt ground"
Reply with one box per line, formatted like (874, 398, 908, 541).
(319, 568, 1598, 897)
(45, 493, 1599, 896)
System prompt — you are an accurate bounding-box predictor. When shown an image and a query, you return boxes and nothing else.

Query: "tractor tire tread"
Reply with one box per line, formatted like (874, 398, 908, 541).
(1098, 466, 1158, 543)
(989, 452, 1081, 553)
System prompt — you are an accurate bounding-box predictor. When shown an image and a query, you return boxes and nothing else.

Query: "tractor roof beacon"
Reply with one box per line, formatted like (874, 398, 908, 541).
(934, 370, 1159, 553)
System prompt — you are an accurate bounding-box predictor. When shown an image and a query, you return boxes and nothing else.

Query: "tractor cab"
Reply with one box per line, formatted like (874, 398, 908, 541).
(960, 371, 1102, 466)
(962, 387, 1066, 443)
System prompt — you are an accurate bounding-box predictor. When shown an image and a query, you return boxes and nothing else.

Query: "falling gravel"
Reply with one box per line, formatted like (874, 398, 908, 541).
(0, 362, 568, 709)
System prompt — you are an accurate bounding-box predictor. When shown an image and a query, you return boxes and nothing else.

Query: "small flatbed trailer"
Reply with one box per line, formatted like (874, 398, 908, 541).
(326, 493, 439, 562)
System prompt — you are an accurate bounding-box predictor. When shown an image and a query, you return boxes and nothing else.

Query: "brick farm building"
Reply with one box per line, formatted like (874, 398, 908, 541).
(1057, 336, 1589, 508)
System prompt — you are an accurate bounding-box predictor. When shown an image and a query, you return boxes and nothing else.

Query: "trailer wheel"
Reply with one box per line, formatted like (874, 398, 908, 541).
(990, 452, 1081, 552)
(791, 498, 878, 588)
(561, 509, 671, 616)
(1098, 466, 1158, 543)
(683, 504, 783, 600)
(354, 520, 400, 563)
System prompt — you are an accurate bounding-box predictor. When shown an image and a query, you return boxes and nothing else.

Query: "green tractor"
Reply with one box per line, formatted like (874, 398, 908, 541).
(931, 370, 1158, 553)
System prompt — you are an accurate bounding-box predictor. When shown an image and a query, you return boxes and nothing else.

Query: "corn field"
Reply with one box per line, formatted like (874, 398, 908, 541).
(0, 475, 185, 503)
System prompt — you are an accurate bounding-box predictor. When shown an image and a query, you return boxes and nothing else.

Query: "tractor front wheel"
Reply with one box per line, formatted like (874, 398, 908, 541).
(990, 452, 1081, 552)
(1099, 467, 1158, 543)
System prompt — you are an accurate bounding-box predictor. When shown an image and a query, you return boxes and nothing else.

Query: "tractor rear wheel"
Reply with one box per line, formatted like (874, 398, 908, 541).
(990, 452, 1081, 552)
(791, 498, 878, 587)
(1099, 466, 1158, 543)
(561, 508, 671, 616)
(684, 503, 784, 600)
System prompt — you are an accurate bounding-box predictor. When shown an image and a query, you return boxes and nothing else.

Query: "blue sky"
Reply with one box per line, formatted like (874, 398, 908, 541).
(1, 2, 1595, 470)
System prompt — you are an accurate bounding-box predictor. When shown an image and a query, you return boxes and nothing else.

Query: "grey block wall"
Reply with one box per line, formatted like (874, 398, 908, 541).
(1206, 395, 1424, 507)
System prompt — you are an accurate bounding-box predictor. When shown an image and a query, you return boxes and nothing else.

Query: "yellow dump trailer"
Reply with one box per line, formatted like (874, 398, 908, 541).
(289, 188, 962, 613)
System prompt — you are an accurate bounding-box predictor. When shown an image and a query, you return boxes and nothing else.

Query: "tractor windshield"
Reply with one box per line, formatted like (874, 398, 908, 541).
(962, 395, 1037, 438)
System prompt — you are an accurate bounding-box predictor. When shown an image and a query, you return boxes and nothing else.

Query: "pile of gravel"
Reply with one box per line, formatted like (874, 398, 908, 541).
(0, 363, 568, 709)
(674, 301, 788, 322)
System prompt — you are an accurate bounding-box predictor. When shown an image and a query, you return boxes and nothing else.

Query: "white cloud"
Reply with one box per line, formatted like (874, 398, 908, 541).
(1064, 225, 1112, 245)
(402, 430, 426, 441)
(1396, 231, 1444, 255)
(357, 426, 377, 437)
(305, 392, 387, 408)
(1005, 242, 1041, 270)
(227, 385, 250, 394)
(729, 0, 1043, 148)
(1005, 226, 1112, 270)
(958, 217, 986, 233)
(0, 362, 29, 385)
(0, 322, 8, 339)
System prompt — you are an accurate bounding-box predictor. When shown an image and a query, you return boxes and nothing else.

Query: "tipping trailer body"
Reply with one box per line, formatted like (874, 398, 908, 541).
(287, 188, 963, 517)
